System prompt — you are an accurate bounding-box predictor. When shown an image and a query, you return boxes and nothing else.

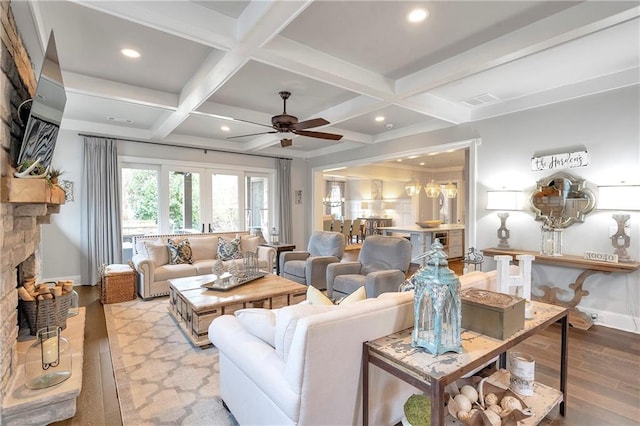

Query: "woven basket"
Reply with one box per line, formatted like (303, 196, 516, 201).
(99, 262, 137, 304)
(20, 292, 72, 336)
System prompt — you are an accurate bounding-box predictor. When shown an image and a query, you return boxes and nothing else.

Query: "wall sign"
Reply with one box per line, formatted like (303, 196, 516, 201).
(531, 150, 589, 171)
(584, 251, 618, 263)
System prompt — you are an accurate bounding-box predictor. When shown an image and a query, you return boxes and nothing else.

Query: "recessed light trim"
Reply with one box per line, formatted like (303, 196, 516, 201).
(121, 48, 141, 58)
(375, 116, 385, 122)
(408, 8, 429, 23)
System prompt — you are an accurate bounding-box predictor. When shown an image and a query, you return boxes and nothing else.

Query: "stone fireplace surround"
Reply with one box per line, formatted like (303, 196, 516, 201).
(0, 3, 69, 423)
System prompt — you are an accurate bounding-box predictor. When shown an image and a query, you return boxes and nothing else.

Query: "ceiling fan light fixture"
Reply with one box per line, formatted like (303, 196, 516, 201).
(280, 138, 293, 148)
(425, 180, 441, 198)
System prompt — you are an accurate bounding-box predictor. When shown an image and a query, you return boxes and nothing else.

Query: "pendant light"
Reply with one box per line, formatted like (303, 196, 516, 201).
(442, 161, 457, 198)
(322, 178, 345, 207)
(424, 156, 440, 197)
(404, 157, 422, 196)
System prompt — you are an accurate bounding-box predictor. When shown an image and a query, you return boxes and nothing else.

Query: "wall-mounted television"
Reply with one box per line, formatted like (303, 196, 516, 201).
(12, 31, 66, 168)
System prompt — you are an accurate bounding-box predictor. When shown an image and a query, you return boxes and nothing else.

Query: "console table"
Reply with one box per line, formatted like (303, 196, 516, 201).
(482, 248, 640, 330)
(259, 243, 295, 275)
(363, 301, 568, 426)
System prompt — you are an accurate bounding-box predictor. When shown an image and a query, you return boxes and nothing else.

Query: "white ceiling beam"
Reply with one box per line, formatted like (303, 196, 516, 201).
(471, 67, 640, 121)
(151, 1, 313, 140)
(396, 94, 470, 124)
(310, 95, 387, 126)
(372, 121, 456, 145)
(63, 71, 178, 110)
(62, 118, 153, 140)
(396, 3, 640, 97)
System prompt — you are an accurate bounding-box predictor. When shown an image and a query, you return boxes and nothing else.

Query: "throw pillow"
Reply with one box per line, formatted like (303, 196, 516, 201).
(143, 239, 170, 266)
(239, 234, 261, 253)
(167, 238, 193, 265)
(217, 236, 243, 261)
(235, 308, 276, 347)
(306, 285, 366, 306)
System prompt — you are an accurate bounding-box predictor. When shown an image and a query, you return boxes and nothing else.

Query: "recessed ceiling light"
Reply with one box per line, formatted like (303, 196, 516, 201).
(419, 162, 425, 166)
(385, 123, 394, 129)
(220, 125, 230, 132)
(121, 48, 141, 58)
(408, 155, 418, 159)
(408, 8, 429, 23)
(397, 159, 403, 162)
(375, 116, 385, 122)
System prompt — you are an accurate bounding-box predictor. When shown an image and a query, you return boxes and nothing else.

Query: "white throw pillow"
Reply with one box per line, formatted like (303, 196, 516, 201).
(188, 236, 217, 261)
(235, 308, 276, 347)
(275, 304, 336, 362)
(239, 234, 261, 253)
(144, 239, 169, 266)
(306, 285, 366, 306)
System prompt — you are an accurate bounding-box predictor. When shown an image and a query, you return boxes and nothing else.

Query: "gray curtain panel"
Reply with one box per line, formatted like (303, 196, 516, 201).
(81, 136, 122, 285)
(277, 158, 292, 243)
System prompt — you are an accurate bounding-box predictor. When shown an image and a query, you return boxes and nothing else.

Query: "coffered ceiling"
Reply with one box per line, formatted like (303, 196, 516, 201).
(12, 1, 639, 161)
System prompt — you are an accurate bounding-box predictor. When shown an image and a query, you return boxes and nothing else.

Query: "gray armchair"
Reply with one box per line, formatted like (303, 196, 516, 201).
(326, 235, 411, 299)
(280, 231, 346, 290)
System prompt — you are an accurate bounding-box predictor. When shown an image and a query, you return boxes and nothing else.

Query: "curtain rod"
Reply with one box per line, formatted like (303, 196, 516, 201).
(77, 133, 293, 161)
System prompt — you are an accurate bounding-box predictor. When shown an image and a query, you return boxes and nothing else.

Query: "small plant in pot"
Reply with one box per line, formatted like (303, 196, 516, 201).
(47, 167, 64, 185)
(15, 158, 48, 178)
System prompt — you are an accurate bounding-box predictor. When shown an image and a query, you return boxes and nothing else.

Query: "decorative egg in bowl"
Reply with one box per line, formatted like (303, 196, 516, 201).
(415, 220, 442, 228)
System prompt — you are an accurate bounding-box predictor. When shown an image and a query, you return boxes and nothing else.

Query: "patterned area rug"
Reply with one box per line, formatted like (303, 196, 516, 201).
(104, 297, 237, 425)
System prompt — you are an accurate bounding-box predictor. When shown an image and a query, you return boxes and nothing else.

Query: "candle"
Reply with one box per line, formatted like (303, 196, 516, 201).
(42, 336, 59, 365)
(545, 238, 553, 254)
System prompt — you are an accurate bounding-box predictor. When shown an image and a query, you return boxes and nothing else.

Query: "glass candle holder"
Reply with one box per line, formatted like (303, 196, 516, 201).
(25, 327, 72, 389)
(541, 227, 563, 256)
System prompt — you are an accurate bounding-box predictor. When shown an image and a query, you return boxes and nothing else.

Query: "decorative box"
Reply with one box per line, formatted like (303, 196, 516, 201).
(461, 289, 524, 340)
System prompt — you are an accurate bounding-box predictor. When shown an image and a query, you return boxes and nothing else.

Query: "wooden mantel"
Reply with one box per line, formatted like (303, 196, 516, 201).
(482, 247, 639, 330)
(1, 177, 65, 205)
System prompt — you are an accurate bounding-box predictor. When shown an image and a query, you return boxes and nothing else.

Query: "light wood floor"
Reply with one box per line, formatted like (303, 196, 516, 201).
(54, 281, 639, 426)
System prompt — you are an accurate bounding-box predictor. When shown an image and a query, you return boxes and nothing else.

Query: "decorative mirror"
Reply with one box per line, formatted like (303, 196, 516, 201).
(530, 172, 596, 228)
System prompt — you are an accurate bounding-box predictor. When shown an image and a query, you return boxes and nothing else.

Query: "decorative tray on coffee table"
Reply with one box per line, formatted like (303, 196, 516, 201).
(200, 271, 268, 291)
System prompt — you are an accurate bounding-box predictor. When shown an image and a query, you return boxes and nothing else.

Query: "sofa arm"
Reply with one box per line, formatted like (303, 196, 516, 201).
(256, 245, 277, 272)
(279, 251, 310, 275)
(131, 254, 155, 300)
(305, 256, 340, 289)
(365, 270, 406, 298)
(326, 262, 362, 297)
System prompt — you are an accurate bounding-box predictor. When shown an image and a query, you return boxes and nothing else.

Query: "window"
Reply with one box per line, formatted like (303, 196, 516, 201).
(121, 166, 159, 261)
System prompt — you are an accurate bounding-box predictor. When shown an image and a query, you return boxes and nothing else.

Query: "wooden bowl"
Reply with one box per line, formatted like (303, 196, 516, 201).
(415, 220, 442, 228)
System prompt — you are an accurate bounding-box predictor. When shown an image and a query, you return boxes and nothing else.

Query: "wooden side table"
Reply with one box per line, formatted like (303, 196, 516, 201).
(259, 243, 296, 275)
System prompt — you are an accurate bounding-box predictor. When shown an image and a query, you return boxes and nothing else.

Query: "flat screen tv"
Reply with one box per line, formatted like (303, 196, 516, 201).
(12, 31, 66, 169)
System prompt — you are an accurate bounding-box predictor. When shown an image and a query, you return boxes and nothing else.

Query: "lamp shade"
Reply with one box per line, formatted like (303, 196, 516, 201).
(597, 185, 640, 211)
(486, 190, 520, 211)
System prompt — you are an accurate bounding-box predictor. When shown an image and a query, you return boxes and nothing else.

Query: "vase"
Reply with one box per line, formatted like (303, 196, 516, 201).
(25, 327, 72, 389)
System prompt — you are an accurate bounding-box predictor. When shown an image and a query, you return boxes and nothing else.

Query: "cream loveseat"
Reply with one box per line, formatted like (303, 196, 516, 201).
(208, 266, 516, 425)
(131, 232, 276, 299)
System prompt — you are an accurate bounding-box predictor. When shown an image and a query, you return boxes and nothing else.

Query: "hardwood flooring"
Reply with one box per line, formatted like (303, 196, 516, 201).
(54, 283, 638, 426)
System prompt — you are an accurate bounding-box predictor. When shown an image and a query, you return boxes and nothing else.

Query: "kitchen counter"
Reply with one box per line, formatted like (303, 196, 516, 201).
(379, 224, 465, 265)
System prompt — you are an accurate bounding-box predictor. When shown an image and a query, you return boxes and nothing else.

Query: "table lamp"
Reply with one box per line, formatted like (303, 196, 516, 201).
(486, 190, 520, 249)
(597, 185, 640, 262)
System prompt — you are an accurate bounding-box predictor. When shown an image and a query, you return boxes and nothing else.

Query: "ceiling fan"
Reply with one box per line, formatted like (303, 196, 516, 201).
(227, 91, 343, 148)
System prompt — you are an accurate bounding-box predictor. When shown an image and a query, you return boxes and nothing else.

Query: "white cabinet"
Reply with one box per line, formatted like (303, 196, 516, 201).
(448, 229, 464, 258)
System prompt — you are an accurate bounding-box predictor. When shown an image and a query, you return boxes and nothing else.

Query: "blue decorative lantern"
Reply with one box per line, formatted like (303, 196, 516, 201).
(412, 239, 462, 355)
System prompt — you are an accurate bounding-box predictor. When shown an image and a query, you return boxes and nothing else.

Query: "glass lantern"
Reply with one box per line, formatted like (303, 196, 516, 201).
(25, 327, 72, 389)
(68, 289, 79, 317)
(412, 239, 463, 355)
(540, 227, 563, 256)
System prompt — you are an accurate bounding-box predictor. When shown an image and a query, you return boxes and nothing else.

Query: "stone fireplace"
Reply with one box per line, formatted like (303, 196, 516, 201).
(1, 2, 51, 422)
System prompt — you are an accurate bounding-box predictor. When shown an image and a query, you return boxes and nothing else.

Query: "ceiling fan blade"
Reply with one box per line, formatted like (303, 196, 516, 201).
(231, 118, 275, 129)
(293, 130, 343, 140)
(227, 131, 277, 139)
(293, 118, 329, 131)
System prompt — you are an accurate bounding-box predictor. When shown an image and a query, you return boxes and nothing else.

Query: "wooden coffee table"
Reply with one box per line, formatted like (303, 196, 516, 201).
(168, 273, 307, 347)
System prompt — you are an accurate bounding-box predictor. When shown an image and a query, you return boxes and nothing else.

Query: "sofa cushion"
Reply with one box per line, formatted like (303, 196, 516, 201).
(235, 308, 276, 347)
(240, 235, 261, 253)
(275, 304, 337, 362)
(307, 285, 366, 306)
(332, 274, 366, 296)
(154, 264, 197, 281)
(144, 238, 169, 266)
(282, 260, 305, 279)
(167, 238, 193, 264)
(189, 236, 217, 261)
(218, 237, 243, 261)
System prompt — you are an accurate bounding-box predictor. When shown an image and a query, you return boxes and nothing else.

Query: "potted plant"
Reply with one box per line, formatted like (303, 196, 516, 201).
(47, 167, 64, 185)
(14, 159, 47, 178)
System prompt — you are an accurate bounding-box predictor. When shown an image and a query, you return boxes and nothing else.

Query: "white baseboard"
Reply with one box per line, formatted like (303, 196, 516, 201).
(579, 307, 639, 334)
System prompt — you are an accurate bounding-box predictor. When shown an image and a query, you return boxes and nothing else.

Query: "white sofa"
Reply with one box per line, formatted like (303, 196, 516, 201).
(207, 267, 514, 425)
(131, 231, 276, 299)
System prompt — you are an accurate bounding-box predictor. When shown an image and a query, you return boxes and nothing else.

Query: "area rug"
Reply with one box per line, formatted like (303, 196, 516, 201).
(104, 297, 238, 425)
